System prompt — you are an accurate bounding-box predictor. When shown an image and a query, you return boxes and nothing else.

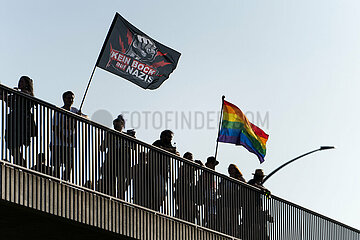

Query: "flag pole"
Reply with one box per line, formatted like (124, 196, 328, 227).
(79, 13, 118, 112)
(214, 95, 225, 159)
(79, 65, 97, 112)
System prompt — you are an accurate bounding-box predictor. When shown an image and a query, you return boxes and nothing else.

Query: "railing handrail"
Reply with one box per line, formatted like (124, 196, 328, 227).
(269, 193, 360, 233)
(0, 159, 239, 240)
(0, 84, 210, 164)
(0, 82, 359, 238)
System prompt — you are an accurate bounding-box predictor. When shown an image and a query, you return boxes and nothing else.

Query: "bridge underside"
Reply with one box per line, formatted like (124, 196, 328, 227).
(0, 200, 132, 240)
(0, 163, 232, 240)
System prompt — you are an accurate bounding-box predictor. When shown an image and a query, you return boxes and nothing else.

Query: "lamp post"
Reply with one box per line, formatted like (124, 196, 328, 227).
(262, 146, 335, 184)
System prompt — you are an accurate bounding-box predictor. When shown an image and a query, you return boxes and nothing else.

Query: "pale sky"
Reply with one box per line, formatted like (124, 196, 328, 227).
(1, 0, 360, 230)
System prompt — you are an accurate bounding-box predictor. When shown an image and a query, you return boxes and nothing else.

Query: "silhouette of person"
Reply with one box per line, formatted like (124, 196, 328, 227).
(194, 160, 203, 166)
(228, 164, 246, 182)
(244, 169, 273, 240)
(145, 130, 178, 211)
(216, 164, 246, 237)
(99, 115, 133, 199)
(152, 130, 179, 155)
(183, 152, 193, 160)
(205, 156, 218, 170)
(1, 76, 37, 167)
(248, 169, 269, 191)
(199, 156, 219, 228)
(174, 152, 199, 222)
(50, 91, 81, 180)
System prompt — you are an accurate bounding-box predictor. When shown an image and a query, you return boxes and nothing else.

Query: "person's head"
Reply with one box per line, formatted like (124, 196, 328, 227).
(160, 130, 174, 144)
(205, 156, 219, 170)
(194, 160, 203, 166)
(253, 169, 266, 182)
(228, 164, 244, 181)
(183, 152, 193, 161)
(18, 76, 34, 96)
(62, 91, 75, 107)
(113, 115, 125, 132)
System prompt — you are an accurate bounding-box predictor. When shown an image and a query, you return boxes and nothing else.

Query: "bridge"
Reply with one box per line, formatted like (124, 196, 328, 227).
(0, 84, 359, 239)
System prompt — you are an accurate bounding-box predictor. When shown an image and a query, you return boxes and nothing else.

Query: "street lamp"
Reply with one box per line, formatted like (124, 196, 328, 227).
(262, 146, 335, 184)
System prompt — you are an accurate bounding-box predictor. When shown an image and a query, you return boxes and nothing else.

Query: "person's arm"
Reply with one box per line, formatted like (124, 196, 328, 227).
(76, 109, 89, 119)
(260, 185, 271, 197)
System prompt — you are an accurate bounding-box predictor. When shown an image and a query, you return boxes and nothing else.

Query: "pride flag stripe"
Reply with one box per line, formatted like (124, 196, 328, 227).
(219, 100, 269, 163)
(219, 127, 266, 155)
(218, 134, 265, 160)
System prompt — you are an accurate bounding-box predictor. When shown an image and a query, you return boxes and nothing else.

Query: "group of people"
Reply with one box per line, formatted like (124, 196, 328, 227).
(172, 150, 273, 238)
(0, 76, 85, 180)
(99, 115, 273, 238)
(0, 76, 273, 239)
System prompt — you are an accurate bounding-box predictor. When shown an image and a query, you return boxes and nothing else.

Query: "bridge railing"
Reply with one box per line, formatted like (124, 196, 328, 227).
(0, 83, 358, 239)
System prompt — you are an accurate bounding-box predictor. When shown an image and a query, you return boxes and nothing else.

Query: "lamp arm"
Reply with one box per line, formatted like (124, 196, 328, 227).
(262, 149, 320, 184)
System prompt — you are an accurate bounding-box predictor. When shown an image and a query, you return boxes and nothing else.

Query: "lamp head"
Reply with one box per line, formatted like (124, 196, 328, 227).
(320, 146, 335, 150)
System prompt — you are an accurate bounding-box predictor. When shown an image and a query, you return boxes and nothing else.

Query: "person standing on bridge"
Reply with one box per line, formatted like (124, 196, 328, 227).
(99, 115, 134, 199)
(146, 130, 179, 211)
(50, 91, 82, 181)
(174, 152, 199, 223)
(1, 76, 37, 167)
(243, 169, 273, 240)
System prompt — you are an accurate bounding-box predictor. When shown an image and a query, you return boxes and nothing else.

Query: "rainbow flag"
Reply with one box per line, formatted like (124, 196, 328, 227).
(218, 100, 269, 163)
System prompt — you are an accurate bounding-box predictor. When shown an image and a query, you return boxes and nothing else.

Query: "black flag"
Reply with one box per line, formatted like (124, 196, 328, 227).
(96, 13, 181, 89)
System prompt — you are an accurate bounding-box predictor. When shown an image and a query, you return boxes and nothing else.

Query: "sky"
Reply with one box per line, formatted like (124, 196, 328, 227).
(1, 0, 360, 230)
